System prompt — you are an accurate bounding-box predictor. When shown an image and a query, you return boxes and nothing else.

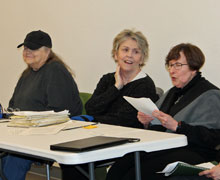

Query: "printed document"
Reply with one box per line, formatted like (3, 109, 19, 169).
(123, 96, 158, 115)
(123, 96, 161, 125)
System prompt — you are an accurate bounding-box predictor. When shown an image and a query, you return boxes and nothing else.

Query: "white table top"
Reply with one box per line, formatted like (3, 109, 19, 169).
(0, 121, 187, 165)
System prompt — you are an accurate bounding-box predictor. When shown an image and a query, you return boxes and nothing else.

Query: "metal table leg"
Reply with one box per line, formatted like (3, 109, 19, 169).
(134, 151, 141, 180)
(46, 163, 50, 180)
(88, 162, 95, 180)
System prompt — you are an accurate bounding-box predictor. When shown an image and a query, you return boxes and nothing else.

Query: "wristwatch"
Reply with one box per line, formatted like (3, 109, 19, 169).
(176, 121, 182, 132)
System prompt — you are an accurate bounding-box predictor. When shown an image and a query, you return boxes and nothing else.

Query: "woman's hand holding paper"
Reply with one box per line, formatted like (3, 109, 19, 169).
(152, 110, 178, 131)
(137, 111, 154, 128)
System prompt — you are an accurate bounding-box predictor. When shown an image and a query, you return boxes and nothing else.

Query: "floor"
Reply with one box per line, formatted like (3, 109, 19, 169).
(25, 164, 107, 180)
(26, 164, 61, 180)
(26, 172, 61, 180)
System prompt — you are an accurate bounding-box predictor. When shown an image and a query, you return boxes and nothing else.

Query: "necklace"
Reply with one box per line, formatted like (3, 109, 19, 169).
(174, 95, 183, 104)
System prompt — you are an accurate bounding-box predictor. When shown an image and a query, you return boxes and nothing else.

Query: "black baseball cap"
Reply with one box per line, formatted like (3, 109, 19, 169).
(17, 30, 52, 50)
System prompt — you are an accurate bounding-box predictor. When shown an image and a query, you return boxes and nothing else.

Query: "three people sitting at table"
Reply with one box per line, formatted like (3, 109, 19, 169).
(2, 30, 220, 180)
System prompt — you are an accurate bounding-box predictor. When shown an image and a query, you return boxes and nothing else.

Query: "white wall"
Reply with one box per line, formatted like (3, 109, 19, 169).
(0, 0, 220, 108)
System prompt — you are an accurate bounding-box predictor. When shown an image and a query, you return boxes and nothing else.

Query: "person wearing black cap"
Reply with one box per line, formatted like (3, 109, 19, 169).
(0, 30, 82, 180)
(11, 30, 82, 116)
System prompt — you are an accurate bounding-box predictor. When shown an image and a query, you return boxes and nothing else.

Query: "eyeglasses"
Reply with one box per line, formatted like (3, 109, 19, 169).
(6, 107, 20, 112)
(165, 62, 188, 70)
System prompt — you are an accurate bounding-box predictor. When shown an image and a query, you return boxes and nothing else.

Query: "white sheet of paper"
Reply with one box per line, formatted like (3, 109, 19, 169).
(62, 120, 96, 130)
(124, 96, 161, 125)
(17, 121, 90, 135)
(158, 161, 179, 174)
(123, 96, 158, 115)
(197, 162, 215, 169)
(19, 123, 67, 135)
(12, 110, 69, 116)
(7, 121, 97, 135)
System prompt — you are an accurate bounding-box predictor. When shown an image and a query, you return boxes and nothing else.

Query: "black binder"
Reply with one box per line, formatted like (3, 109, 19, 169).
(50, 136, 140, 152)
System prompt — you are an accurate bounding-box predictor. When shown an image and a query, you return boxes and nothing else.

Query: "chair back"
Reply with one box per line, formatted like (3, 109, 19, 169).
(156, 87, 164, 98)
(79, 92, 92, 115)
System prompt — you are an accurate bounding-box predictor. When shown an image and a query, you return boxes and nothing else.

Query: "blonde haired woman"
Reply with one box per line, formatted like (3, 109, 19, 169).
(61, 29, 159, 180)
(85, 29, 158, 128)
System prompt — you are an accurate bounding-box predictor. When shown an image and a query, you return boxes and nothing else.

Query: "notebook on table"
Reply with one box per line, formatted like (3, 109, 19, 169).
(50, 136, 140, 152)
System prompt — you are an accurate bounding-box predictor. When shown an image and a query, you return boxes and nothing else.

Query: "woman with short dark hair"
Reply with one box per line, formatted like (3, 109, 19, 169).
(106, 43, 220, 180)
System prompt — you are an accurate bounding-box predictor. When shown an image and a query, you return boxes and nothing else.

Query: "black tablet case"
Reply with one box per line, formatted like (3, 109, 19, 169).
(50, 136, 139, 152)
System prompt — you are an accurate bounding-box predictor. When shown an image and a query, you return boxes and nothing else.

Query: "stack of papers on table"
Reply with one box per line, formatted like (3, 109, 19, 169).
(8, 110, 70, 127)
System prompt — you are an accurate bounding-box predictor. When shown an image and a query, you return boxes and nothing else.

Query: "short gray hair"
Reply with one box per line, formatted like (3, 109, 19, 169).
(111, 29, 149, 67)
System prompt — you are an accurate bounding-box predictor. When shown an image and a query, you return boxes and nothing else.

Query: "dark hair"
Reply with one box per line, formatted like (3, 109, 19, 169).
(165, 43, 205, 71)
(22, 49, 74, 77)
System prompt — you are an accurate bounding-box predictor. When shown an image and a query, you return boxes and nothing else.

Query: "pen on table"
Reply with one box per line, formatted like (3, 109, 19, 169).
(0, 119, 11, 123)
(62, 123, 98, 131)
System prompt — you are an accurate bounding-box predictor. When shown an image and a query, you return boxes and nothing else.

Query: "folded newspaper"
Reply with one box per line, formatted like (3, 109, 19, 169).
(8, 110, 70, 127)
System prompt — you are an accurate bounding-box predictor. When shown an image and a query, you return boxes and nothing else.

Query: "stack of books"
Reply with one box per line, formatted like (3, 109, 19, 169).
(8, 110, 70, 127)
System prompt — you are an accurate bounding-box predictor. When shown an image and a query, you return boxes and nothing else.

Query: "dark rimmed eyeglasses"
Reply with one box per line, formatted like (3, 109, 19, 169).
(165, 62, 188, 70)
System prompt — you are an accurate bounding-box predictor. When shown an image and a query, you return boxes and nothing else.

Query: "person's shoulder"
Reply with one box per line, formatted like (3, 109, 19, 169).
(45, 61, 69, 74)
(202, 89, 220, 98)
(96, 72, 115, 85)
(143, 74, 154, 82)
(46, 61, 65, 69)
(100, 72, 115, 79)
(43, 61, 73, 80)
(199, 77, 219, 90)
(136, 73, 155, 86)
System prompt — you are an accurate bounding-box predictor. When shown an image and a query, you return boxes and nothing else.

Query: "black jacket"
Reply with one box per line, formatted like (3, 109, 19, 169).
(86, 72, 158, 128)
